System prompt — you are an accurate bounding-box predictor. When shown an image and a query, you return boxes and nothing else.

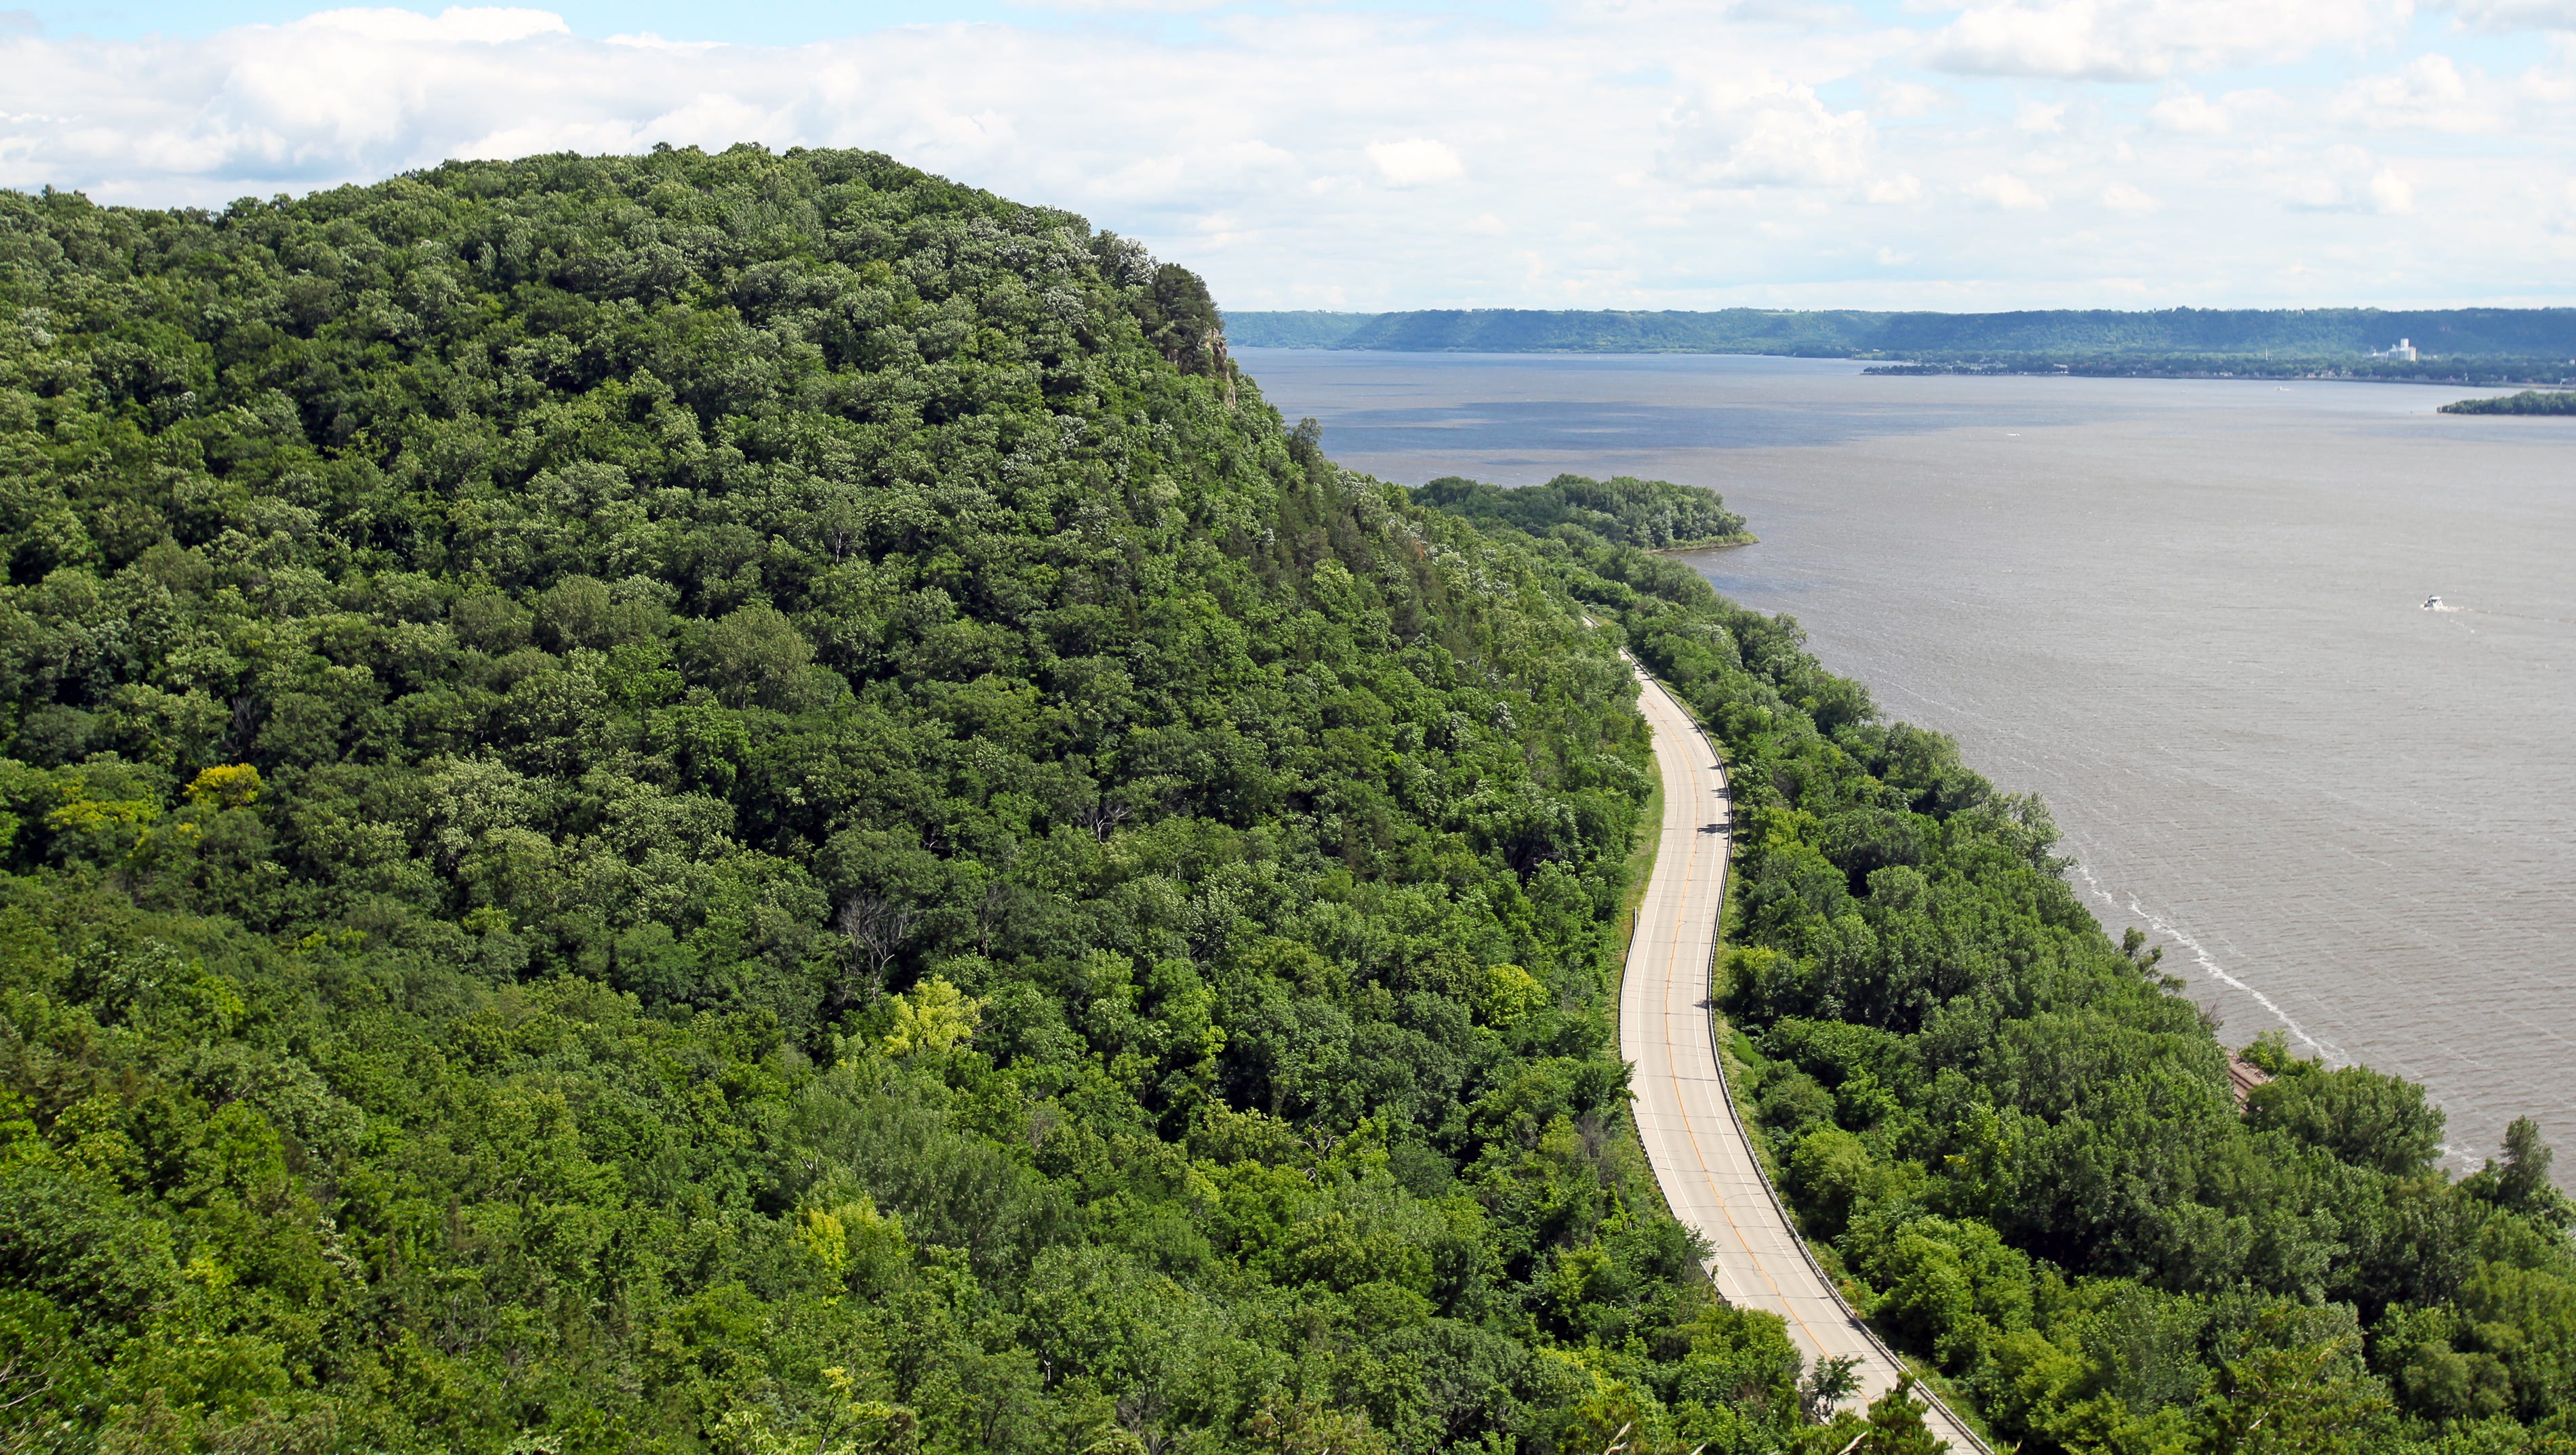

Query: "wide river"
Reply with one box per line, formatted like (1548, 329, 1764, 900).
(1239, 348, 2576, 1181)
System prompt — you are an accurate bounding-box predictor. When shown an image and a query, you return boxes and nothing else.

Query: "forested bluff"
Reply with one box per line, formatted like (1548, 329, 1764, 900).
(1225, 310, 2576, 387)
(0, 146, 2566, 1455)
(1224, 308, 2576, 362)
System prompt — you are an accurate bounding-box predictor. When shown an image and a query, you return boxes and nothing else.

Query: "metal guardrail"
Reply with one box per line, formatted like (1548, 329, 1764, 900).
(1626, 659, 1993, 1455)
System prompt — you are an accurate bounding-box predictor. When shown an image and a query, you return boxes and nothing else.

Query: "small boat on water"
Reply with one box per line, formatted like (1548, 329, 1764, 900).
(2424, 594, 2443, 610)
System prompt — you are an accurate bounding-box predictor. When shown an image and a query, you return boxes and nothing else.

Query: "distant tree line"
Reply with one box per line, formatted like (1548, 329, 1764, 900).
(1868, 355, 2576, 387)
(1226, 308, 2576, 361)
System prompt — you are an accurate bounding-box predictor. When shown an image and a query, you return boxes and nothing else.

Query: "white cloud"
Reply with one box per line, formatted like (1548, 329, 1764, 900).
(1092, 140, 1297, 205)
(1663, 82, 1874, 187)
(0, 0, 2564, 309)
(2284, 148, 2420, 212)
(1967, 171, 2049, 209)
(1870, 81, 1952, 118)
(2336, 54, 2504, 131)
(1365, 138, 1464, 188)
(2149, 85, 2232, 132)
(603, 32, 723, 52)
(1928, 0, 2410, 81)
(2444, 0, 2576, 30)
(1010, 0, 1233, 12)
(2015, 98, 2068, 131)
(299, 5, 570, 43)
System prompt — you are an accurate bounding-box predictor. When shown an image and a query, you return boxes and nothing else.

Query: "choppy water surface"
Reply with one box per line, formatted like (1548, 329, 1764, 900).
(1240, 348, 2576, 1180)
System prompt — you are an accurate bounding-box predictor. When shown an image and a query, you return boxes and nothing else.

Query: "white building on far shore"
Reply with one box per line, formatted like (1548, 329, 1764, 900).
(2374, 337, 2419, 361)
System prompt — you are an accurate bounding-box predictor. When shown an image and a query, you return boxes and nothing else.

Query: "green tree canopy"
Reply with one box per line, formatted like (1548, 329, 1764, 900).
(1412, 474, 1749, 551)
(1420, 478, 2576, 1455)
(0, 146, 1862, 1454)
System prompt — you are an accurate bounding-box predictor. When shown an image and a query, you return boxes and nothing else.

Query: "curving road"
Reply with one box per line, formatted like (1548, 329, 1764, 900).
(1617, 656, 1986, 1453)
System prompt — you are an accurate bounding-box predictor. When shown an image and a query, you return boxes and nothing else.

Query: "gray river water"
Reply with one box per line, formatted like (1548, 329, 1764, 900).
(1239, 348, 2576, 1181)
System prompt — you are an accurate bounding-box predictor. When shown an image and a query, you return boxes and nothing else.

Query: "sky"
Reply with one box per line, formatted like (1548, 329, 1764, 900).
(3, 0, 2573, 310)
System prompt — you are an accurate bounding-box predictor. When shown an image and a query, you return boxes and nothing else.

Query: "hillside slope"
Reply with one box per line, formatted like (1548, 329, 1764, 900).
(0, 148, 1909, 1454)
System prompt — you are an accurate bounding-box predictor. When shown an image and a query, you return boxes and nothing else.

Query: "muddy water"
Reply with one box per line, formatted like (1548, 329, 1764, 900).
(1241, 347, 2576, 1180)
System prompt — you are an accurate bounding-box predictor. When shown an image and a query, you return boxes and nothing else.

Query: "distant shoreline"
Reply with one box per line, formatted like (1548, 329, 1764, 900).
(1235, 343, 2571, 389)
(1227, 308, 2576, 390)
(1225, 306, 2576, 365)
(1861, 362, 2575, 387)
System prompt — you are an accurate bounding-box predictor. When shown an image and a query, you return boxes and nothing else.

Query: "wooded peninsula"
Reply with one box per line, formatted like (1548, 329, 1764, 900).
(0, 146, 2567, 1454)
(2438, 390, 2576, 415)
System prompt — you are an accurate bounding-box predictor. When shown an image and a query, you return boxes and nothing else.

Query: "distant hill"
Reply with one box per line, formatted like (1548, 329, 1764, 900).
(1225, 307, 2576, 358)
(1219, 309, 1375, 348)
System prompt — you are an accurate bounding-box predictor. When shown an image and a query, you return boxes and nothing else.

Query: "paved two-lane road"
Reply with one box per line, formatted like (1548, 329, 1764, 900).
(1617, 657, 1985, 1453)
